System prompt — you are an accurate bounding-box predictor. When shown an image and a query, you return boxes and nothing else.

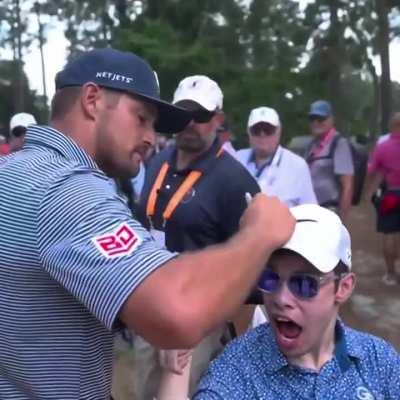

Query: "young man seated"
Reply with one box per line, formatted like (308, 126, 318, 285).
(157, 204, 400, 400)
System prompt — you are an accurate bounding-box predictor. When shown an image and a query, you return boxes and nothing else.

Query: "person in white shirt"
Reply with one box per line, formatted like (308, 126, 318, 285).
(237, 107, 317, 207)
(216, 120, 237, 158)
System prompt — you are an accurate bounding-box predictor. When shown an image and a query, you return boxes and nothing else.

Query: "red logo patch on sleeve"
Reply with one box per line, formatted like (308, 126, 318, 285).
(92, 223, 142, 258)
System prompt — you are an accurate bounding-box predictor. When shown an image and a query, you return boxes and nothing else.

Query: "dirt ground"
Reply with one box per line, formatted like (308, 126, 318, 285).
(340, 200, 400, 350)
(111, 201, 400, 400)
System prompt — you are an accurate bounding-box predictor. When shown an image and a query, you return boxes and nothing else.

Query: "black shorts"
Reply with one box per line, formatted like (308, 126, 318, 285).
(376, 190, 400, 233)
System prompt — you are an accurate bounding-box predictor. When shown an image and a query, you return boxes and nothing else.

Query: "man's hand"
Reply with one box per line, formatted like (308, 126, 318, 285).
(240, 193, 295, 250)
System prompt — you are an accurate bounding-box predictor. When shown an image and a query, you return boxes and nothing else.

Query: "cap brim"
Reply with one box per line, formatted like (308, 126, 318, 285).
(309, 111, 330, 118)
(136, 94, 192, 134)
(248, 118, 279, 128)
(282, 241, 339, 273)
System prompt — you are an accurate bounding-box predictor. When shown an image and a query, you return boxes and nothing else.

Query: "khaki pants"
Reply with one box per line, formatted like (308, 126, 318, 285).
(133, 327, 224, 399)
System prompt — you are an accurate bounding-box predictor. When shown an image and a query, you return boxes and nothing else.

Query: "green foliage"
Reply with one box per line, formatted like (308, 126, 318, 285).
(0, 0, 398, 142)
(0, 60, 46, 134)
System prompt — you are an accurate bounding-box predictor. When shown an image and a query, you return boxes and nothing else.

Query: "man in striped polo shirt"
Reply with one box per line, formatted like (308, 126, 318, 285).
(0, 48, 295, 399)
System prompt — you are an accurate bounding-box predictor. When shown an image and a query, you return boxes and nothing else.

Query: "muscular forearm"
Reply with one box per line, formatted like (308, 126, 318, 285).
(173, 227, 273, 335)
(121, 194, 295, 348)
(122, 226, 275, 348)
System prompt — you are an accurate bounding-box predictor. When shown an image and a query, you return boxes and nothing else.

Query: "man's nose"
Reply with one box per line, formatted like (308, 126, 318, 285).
(144, 126, 156, 147)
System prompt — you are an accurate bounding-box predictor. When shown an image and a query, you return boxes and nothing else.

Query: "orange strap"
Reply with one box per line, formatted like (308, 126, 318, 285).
(146, 162, 169, 218)
(146, 146, 224, 224)
(146, 163, 202, 224)
(162, 170, 202, 221)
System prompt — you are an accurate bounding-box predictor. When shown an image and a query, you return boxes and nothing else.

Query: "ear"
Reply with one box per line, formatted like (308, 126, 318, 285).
(80, 83, 103, 121)
(334, 273, 356, 305)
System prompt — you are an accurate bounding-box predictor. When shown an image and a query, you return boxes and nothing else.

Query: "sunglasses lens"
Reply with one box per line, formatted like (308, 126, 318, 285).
(250, 126, 276, 136)
(258, 270, 280, 293)
(192, 111, 214, 123)
(250, 127, 262, 136)
(309, 116, 326, 123)
(289, 275, 319, 299)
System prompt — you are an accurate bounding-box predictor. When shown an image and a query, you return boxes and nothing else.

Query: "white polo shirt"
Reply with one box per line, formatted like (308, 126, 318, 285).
(236, 146, 317, 207)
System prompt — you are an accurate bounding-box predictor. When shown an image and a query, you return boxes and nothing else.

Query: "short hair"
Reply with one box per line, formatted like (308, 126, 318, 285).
(50, 86, 82, 120)
(333, 261, 349, 277)
(50, 86, 122, 121)
(11, 126, 27, 138)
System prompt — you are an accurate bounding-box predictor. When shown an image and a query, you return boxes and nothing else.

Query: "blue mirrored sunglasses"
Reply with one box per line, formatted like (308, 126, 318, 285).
(258, 269, 342, 300)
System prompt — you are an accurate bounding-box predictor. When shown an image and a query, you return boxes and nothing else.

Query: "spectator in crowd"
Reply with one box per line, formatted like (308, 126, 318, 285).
(135, 75, 261, 399)
(0, 48, 294, 399)
(216, 120, 236, 157)
(157, 204, 400, 400)
(237, 106, 316, 207)
(367, 112, 400, 286)
(305, 100, 354, 223)
(0, 134, 10, 155)
(9, 112, 37, 152)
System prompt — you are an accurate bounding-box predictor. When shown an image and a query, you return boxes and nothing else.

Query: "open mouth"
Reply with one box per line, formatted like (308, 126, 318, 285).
(274, 316, 303, 340)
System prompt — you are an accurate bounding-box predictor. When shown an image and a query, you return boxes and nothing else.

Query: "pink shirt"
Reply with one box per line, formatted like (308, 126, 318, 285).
(369, 133, 400, 188)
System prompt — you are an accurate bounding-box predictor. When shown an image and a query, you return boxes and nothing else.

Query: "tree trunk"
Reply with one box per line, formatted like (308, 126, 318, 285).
(327, 0, 343, 127)
(376, 0, 392, 133)
(34, 2, 48, 113)
(366, 58, 380, 140)
(14, 0, 24, 112)
(116, 0, 129, 29)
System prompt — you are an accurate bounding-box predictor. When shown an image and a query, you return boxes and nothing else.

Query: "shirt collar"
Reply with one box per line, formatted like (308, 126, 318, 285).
(338, 320, 367, 362)
(261, 320, 362, 375)
(248, 146, 281, 165)
(24, 125, 98, 170)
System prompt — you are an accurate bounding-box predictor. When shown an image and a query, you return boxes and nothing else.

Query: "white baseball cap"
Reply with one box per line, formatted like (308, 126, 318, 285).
(173, 75, 223, 111)
(281, 204, 352, 273)
(10, 113, 37, 132)
(247, 107, 280, 129)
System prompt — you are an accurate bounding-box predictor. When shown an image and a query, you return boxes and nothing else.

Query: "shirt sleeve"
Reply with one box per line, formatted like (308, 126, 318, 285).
(333, 137, 354, 176)
(37, 170, 176, 331)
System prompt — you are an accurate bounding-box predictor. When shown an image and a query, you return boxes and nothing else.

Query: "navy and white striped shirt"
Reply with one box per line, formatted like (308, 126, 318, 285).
(0, 125, 175, 399)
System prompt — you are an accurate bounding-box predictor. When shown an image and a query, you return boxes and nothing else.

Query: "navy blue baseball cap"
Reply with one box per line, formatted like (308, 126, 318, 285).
(309, 100, 333, 118)
(55, 48, 192, 134)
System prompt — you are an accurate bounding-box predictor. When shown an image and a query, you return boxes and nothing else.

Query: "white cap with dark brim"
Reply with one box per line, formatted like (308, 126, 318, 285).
(173, 75, 223, 111)
(282, 204, 352, 273)
(248, 107, 280, 129)
(10, 113, 37, 132)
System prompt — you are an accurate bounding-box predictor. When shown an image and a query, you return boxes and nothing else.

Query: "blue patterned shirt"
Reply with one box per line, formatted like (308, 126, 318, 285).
(194, 322, 400, 399)
(0, 126, 175, 399)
